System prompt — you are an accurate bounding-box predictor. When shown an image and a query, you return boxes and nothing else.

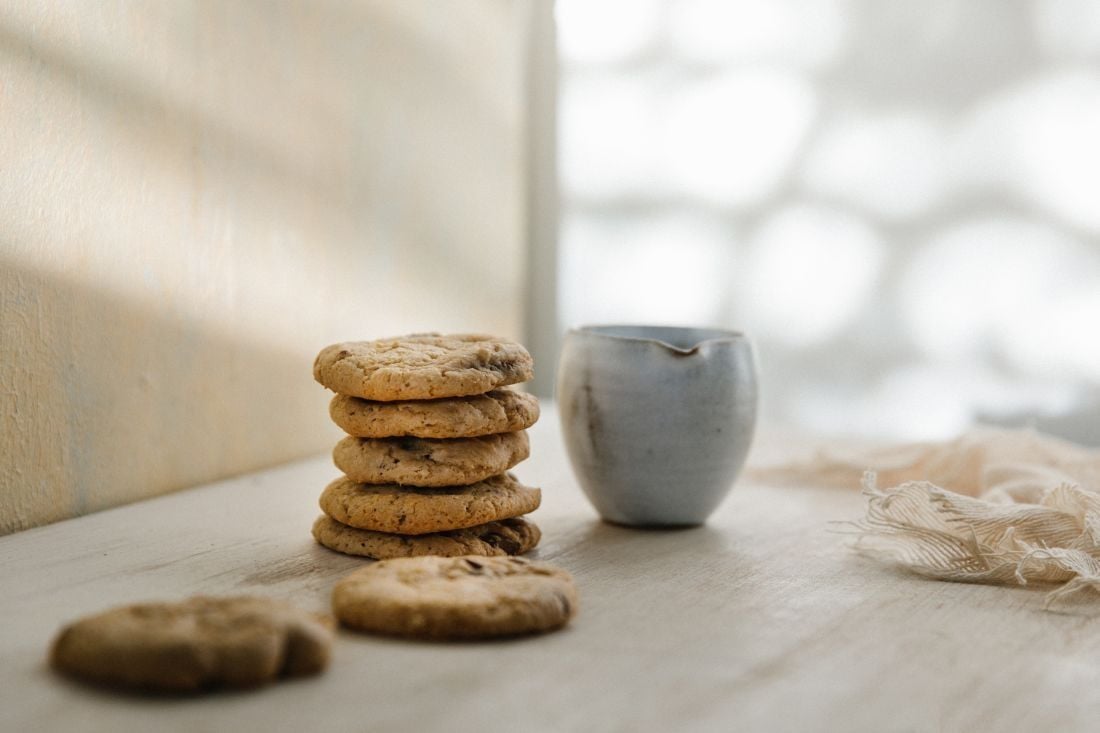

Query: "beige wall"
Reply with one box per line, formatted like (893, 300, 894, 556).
(0, 1, 530, 533)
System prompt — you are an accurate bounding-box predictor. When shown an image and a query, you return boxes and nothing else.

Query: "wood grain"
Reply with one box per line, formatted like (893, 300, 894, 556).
(2, 407, 1098, 732)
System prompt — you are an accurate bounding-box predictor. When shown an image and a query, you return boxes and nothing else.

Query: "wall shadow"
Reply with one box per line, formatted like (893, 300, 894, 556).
(0, 1, 518, 297)
(0, 257, 342, 534)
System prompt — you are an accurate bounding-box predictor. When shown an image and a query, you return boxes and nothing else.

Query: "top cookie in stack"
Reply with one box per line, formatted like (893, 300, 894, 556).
(314, 333, 534, 402)
(311, 334, 543, 560)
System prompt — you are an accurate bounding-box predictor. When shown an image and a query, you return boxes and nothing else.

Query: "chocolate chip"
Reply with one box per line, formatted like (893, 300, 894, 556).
(398, 437, 423, 452)
(483, 532, 521, 554)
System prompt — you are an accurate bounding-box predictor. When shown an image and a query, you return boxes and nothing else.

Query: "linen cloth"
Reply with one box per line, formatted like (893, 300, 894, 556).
(752, 428, 1100, 606)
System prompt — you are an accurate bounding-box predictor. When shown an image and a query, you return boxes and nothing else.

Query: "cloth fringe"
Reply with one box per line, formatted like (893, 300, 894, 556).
(756, 427, 1100, 608)
(855, 473, 1100, 607)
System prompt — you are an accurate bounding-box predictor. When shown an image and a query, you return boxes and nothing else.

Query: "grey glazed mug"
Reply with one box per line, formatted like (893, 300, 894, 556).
(556, 325, 758, 527)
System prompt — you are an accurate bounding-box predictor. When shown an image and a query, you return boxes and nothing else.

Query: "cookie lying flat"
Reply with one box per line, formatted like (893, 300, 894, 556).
(333, 431, 530, 487)
(312, 515, 541, 559)
(50, 596, 333, 693)
(314, 334, 534, 401)
(332, 556, 577, 640)
(329, 389, 540, 439)
(319, 473, 541, 535)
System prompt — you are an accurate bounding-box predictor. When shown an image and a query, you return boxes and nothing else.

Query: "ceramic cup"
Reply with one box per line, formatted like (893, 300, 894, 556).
(556, 325, 758, 527)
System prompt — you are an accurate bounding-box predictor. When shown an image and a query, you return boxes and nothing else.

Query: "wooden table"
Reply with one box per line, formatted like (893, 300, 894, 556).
(3, 407, 1098, 733)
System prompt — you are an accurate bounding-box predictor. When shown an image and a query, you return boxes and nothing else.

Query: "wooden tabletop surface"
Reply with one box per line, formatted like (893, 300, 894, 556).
(2, 406, 1098, 733)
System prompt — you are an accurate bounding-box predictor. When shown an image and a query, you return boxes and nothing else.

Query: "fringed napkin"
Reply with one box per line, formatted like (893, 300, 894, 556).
(752, 427, 1100, 607)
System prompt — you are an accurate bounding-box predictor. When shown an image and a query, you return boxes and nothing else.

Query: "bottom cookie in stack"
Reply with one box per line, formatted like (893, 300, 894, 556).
(312, 516, 541, 559)
(311, 473, 542, 560)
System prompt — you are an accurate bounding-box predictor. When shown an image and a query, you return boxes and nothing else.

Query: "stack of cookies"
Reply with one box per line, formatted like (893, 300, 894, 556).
(310, 334, 543, 560)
